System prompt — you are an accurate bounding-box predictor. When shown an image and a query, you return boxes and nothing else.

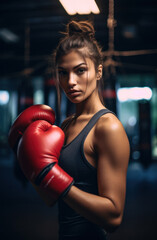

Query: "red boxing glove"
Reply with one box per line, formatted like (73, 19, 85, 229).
(8, 105, 74, 205)
(8, 104, 55, 153)
(8, 104, 55, 186)
(17, 120, 74, 203)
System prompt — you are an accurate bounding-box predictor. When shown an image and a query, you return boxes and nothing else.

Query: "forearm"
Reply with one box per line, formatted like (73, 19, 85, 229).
(63, 185, 122, 232)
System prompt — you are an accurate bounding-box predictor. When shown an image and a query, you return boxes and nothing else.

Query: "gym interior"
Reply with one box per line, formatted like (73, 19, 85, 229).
(0, 1, 157, 239)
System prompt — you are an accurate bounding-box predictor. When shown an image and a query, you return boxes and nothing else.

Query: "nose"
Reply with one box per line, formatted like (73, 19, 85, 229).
(68, 72, 77, 87)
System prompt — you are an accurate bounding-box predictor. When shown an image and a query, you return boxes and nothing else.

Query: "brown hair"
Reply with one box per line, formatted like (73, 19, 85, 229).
(53, 20, 104, 107)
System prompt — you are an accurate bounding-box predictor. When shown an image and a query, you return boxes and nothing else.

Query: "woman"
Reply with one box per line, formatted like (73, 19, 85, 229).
(53, 20, 130, 240)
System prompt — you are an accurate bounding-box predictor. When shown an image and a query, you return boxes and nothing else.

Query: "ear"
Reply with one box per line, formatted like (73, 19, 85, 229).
(96, 64, 103, 80)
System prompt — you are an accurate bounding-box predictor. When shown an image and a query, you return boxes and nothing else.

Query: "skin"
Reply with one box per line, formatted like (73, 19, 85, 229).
(57, 50, 130, 232)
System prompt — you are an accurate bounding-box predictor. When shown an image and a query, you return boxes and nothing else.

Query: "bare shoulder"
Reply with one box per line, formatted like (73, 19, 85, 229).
(94, 112, 130, 160)
(95, 112, 124, 137)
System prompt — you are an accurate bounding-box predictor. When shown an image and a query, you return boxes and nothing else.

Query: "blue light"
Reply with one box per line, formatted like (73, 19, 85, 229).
(0, 91, 9, 105)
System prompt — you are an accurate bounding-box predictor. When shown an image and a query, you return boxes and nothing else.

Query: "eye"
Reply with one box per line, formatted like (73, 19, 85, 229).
(58, 70, 68, 77)
(76, 67, 87, 75)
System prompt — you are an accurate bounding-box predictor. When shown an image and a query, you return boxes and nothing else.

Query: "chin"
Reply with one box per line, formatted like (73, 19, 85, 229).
(67, 96, 83, 104)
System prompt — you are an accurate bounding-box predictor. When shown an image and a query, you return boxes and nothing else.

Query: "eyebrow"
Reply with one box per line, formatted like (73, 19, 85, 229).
(58, 63, 87, 70)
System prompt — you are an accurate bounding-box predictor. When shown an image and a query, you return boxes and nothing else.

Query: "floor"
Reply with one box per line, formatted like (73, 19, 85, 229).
(0, 151, 157, 240)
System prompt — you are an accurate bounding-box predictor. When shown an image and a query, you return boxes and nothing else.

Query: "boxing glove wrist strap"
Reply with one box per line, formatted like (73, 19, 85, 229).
(34, 163, 55, 186)
(61, 181, 74, 198)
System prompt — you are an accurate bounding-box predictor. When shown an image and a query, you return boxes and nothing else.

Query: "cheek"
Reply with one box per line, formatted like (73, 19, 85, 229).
(85, 73, 97, 89)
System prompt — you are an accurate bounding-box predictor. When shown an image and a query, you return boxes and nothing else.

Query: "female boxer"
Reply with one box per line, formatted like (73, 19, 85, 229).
(53, 20, 130, 240)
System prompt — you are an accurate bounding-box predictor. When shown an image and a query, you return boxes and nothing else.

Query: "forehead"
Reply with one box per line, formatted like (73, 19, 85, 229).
(58, 50, 93, 68)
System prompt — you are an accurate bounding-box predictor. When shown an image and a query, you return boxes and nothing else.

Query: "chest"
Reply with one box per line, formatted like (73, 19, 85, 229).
(64, 117, 97, 168)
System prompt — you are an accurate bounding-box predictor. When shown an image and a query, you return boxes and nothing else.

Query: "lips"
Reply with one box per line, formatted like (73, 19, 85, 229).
(67, 90, 81, 96)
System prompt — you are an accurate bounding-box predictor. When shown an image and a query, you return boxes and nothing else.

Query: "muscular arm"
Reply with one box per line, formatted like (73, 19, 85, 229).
(63, 114, 130, 232)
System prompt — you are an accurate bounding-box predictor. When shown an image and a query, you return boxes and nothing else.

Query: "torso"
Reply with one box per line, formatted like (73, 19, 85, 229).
(62, 109, 111, 168)
(59, 109, 116, 239)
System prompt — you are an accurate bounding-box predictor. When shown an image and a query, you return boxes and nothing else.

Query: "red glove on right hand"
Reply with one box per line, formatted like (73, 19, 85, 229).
(17, 119, 74, 204)
(8, 105, 74, 206)
(8, 104, 55, 152)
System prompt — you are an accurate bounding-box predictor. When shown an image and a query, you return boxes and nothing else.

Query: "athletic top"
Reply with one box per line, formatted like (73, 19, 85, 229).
(58, 109, 113, 240)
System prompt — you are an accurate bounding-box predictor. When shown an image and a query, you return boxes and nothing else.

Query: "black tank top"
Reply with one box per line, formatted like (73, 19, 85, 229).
(58, 109, 113, 240)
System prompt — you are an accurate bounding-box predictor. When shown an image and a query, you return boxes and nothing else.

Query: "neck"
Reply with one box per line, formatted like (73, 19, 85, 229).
(75, 90, 105, 117)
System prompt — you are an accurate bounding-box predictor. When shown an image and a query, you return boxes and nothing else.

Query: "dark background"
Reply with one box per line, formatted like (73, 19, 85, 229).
(0, 1, 157, 239)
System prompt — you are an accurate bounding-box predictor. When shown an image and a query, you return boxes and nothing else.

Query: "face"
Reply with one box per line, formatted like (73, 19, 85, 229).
(57, 51, 102, 104)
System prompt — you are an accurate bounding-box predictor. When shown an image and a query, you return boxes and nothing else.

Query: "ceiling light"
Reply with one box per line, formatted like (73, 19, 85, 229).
(59, 0, 100, 15)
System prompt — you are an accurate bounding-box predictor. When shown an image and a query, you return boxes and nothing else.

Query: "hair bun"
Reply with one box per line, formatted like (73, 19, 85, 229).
(67, 21, 95, 39)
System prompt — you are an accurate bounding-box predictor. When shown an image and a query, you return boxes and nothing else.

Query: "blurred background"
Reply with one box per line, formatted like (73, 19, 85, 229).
(0, 0, 157, 239)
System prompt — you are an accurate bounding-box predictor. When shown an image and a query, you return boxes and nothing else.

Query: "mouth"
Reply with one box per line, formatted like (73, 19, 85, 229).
(67, 90, 81, 97)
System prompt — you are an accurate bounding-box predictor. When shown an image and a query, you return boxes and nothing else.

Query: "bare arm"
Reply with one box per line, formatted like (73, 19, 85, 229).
(63, 115, 130, 232)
